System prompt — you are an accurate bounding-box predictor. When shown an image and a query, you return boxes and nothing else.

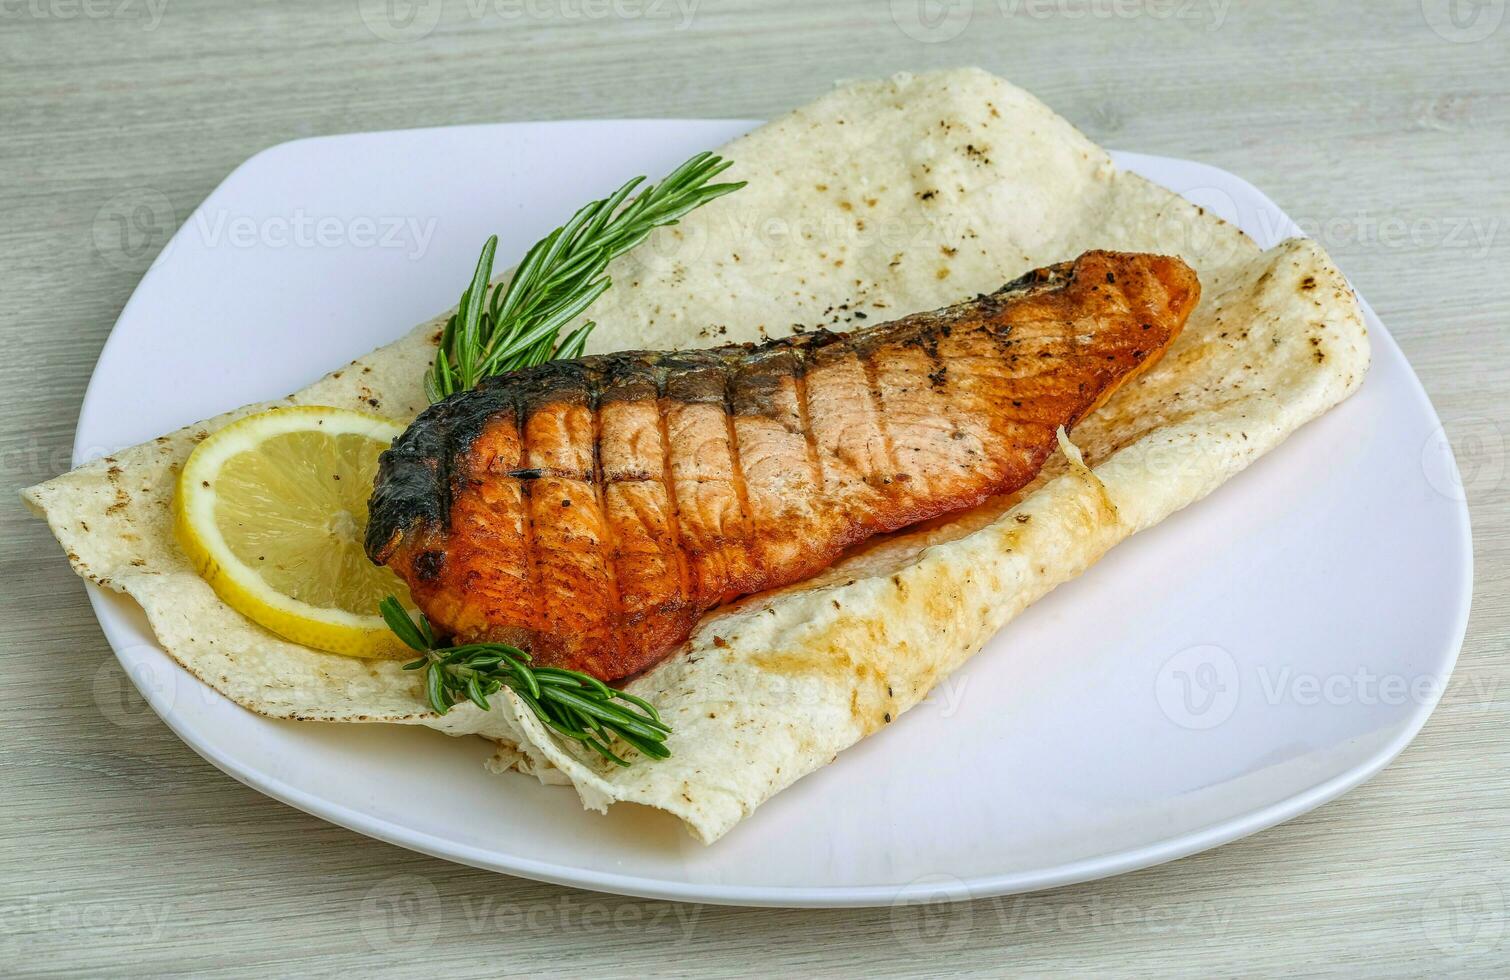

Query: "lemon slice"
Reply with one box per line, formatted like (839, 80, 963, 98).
(174, 405, 413, 658)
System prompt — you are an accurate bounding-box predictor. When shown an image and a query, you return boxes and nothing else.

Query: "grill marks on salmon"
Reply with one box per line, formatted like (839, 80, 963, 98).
(367, 250, 1201, 681)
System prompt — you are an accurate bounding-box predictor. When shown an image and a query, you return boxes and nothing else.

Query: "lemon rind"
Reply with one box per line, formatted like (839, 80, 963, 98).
(174, 405, 410, 659)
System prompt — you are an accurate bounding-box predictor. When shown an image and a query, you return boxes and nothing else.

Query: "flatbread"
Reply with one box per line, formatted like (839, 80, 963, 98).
(23, 68, 1369, 843)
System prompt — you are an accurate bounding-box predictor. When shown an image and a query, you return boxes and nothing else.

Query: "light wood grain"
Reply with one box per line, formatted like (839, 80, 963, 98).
(2, 1, 1506, 976)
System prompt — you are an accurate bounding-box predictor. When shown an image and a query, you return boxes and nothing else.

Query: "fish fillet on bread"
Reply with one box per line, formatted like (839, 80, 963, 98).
(22, 68, 1369, 843)
(369, 251, 1200, 682)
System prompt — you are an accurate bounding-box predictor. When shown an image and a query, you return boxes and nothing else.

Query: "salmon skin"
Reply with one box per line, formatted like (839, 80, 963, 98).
(367, 250, 1200, 681)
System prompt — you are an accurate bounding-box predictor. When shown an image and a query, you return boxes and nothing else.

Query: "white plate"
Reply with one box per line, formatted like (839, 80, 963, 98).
(76, 120, 1472, 908)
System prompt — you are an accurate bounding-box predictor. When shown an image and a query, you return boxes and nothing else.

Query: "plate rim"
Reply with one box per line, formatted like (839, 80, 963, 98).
(75, 123, 1474, 908)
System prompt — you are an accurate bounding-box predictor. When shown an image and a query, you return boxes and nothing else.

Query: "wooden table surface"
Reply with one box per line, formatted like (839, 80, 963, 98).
(2, 1, 1506, 975)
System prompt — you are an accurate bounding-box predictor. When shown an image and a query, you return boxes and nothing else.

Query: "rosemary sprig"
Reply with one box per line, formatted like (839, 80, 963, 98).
(380, 597, 670, 767)
(425, 151, 746, 402)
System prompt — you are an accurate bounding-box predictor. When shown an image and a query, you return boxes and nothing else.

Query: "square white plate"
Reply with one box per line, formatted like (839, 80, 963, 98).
(77, 120, 1472, 907)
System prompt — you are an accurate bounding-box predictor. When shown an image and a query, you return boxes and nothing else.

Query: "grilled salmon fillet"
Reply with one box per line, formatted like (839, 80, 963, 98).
(367, 250, 1199, 681)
